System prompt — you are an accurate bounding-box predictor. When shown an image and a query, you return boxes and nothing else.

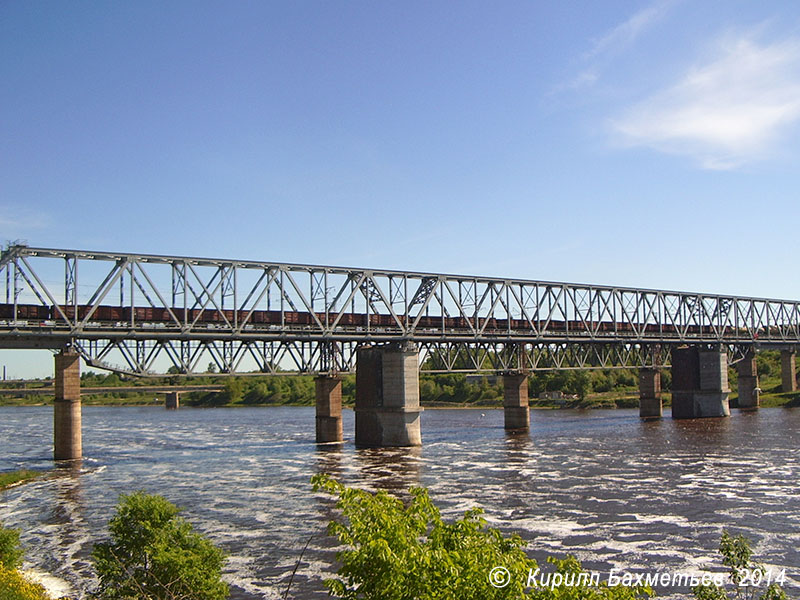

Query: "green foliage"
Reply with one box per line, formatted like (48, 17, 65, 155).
(528, 556, 651, 600)
(692, 531, 786, 600)
(0, 523, 49, 600)
(185, 375, 317, 406)
(0, 565, 51, 600)
(417, 374, 502, 406)
(0, 524, 23, 570)
(755, 353, 774, 378)
(312, 474, 652, 600)
(91, 491, 228, 600)
(222, 379, 244, 404)
(312, 473, 536, 599)
(568, 371, 591, 401)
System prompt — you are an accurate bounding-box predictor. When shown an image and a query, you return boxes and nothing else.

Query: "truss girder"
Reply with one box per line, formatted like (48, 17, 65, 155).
(0, 245, 798, 375)
(62, 338, 759, 377)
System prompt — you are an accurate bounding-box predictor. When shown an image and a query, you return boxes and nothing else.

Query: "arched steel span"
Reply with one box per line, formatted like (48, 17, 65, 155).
(0, 245, 797, 375)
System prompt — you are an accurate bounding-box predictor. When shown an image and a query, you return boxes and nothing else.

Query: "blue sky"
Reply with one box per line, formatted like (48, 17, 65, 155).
(3, 1, 800, 377)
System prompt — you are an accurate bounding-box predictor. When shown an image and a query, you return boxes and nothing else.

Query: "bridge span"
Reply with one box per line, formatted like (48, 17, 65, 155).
(1, 245, 798, 460)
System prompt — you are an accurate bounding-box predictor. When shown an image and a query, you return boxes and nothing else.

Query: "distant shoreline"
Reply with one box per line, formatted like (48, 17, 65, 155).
(3, 398, 797, 409)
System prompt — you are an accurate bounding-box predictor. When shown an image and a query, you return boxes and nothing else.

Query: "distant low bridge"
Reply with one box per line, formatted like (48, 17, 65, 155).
(0, 384, 223, 397)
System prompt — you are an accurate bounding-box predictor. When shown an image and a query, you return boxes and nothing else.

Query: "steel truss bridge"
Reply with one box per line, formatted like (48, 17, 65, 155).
(1, 245, 799, 376)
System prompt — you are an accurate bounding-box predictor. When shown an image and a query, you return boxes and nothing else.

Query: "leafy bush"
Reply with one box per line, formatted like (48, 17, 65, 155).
(692, 531, 786, 600)
(0, 566, 51, 600)
(312, 474, 652, 600)
(0, 524, 50, 600)
(0, 524, 23, 570)
(91, 491, 228, 600)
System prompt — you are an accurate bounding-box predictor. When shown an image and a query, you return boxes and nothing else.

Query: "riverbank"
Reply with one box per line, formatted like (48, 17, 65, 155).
(0, 469, 43, 490)
(3, 389, 798, 409)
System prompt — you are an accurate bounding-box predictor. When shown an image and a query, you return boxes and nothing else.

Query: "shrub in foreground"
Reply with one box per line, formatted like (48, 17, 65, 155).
(312, 474, 652, 600)
(0, 525, 23, 571)
(91, 491, 228, 600)
(692, 531, 786, 600)
(0, 566, 51, 600)
(0, 522, 49, 600)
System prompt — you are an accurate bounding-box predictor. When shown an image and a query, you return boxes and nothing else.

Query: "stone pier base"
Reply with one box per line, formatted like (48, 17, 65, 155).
(638, 368, 662, 419)
(315, 375, 343, 443)
(355, 344, 422, 447)
(165, 392, 180, 410)
(54, 351, 82, 461)
(737, 351, 759, 410)
(671, 347, 730, 418)
(503, 373, 530, 430)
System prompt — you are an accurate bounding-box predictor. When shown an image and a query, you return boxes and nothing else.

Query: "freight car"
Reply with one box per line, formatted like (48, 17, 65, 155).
(0, 302, 752, 338)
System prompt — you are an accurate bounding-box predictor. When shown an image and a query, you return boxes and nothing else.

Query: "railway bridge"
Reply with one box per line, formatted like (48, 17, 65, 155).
(2, 245, 799, 460)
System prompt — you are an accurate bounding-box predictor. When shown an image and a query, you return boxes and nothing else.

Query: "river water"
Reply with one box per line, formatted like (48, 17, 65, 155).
(1, 406, 798, 598)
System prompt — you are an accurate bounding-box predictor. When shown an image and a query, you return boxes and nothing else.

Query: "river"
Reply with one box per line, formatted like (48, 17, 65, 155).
(1, 406, 798, 598)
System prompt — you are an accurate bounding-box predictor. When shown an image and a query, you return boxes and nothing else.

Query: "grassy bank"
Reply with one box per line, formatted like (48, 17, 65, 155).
(0, 470, 41, 490)
(0, 393, 168, 407)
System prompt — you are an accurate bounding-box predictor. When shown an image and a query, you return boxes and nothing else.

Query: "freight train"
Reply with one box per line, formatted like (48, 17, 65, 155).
(0, 303, 751, 336)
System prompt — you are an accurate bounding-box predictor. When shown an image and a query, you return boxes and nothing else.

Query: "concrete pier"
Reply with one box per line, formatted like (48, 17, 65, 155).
(502, 372, 530, 430)
(737, 350, 759, 410)
(165, 392, 180, 410)
(638, 368, 662, 419)
(781, 350, 796, 393)
(54, 351, 81, 461)
(354, 343, 422, 447)
(671, 346, 730, 418)
(315, 375, 343, 443)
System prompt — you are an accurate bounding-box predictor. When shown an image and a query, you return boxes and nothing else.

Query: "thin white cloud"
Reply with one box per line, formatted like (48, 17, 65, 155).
(0, 206, 51, 234)
(585, 0, 677, 61)
(554, 0, 677, 93)
(610, 32, 800, 169)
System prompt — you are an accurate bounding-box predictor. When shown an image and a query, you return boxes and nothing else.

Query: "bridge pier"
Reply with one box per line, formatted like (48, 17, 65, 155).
(781, 350, 796, 393)
(165, 391, 180, 409)
(638, 368, 662, 419)
(54, 350, 82, 461)
(671, 346, 730, 418)
(315, 375, 343, 443)
(354, 343, 422, 447)
(737, 350, 759, 410)
(503, 372, 530, 430)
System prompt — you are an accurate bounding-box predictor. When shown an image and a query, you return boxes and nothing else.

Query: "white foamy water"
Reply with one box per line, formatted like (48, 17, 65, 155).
(1, 406, 799, 598)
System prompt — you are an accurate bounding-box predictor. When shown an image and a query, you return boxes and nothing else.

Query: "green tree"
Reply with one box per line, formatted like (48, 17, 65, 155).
(91, 491, 228, 600)
(567, 371, 591, 401)
(692, 531, 786, 600)
(419, 377, 438, 403)
(223, 378, 244, 404)
(312, 474, 651, 600)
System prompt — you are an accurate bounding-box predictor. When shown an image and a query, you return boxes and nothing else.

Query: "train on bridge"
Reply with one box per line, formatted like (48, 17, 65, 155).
(0, 302, 736, 336)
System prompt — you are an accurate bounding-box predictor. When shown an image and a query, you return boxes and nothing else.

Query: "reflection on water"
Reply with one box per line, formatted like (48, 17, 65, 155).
(1, 406, 799, 599)
(354, 446, 422, 493)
